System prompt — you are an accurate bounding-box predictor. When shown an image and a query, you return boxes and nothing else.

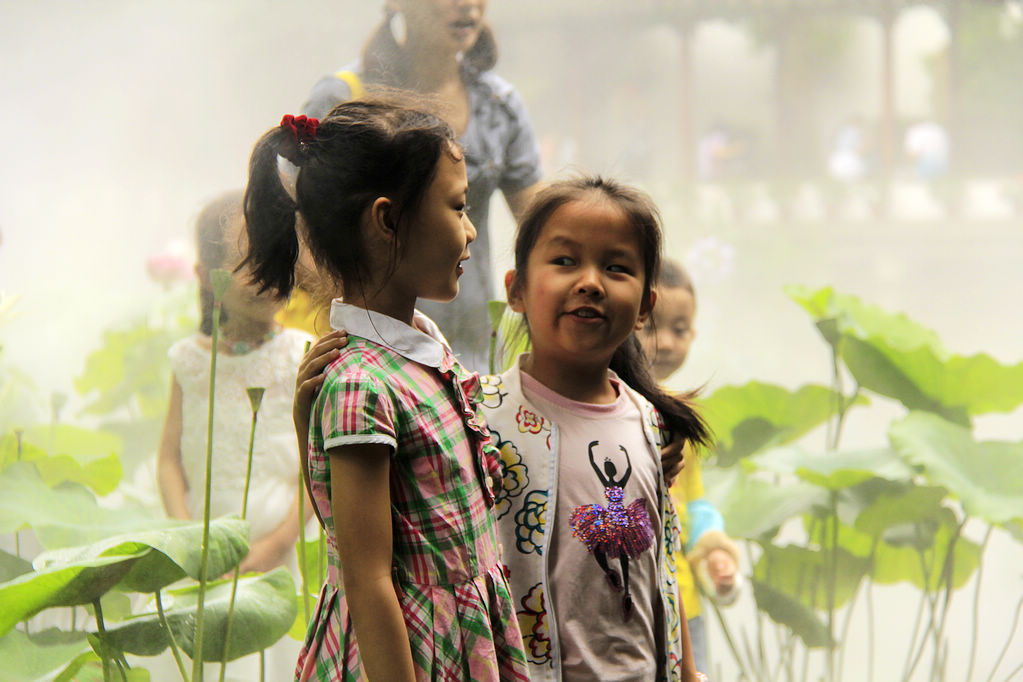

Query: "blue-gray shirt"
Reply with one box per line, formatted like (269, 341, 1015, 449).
(304, 62, 543, 370)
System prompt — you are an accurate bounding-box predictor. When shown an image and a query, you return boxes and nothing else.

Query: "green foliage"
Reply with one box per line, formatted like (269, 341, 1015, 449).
(700, 286, 1023, 681)
(0, 285, 305, 680)
(787, 285, 1023, 423)
(72, 287, 195, 472)
(0, 628, 92, 682)
(99, 569, 296, 662)
(889, 411, 1023, 526)
(703, 383, 867, 465)
(489, 301, 530, 374)
(0, 463, 155, 548)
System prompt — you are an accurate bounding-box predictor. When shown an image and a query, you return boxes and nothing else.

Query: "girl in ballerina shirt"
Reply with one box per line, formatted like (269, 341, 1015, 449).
(242, 101, 528, 681)
(479, 176, 711, 681)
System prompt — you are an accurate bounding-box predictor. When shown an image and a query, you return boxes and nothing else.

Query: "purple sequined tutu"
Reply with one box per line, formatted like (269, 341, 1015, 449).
(569, 487, 654, 559)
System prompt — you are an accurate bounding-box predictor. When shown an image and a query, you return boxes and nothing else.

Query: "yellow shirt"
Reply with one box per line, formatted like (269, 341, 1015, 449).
(275, 287, 327, 336)
(670, 453, 705, 618)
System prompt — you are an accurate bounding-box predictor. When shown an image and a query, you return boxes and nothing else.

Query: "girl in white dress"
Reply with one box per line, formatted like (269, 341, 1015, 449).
(156, 190, 312, 679)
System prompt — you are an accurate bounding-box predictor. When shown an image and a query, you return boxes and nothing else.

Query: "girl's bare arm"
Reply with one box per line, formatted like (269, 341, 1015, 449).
(156, 377, 190, 520)
(329, 443, 415, 682)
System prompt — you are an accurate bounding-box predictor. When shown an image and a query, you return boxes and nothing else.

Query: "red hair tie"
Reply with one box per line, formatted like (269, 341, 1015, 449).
(279, 114, 319, 165)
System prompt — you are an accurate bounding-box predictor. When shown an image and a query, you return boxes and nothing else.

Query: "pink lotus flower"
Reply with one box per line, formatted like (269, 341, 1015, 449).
(145, 240, 194, 288)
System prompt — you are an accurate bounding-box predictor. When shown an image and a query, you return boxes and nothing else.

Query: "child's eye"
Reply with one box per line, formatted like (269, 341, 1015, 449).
(607, 264, 632, 274)
(552, 256, 575, 266)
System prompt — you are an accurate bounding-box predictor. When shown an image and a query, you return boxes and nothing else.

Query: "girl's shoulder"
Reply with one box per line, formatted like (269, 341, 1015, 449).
(320, 337, 403, 388)
(267, 327, 314, 357)
(167, 333, 208, 366)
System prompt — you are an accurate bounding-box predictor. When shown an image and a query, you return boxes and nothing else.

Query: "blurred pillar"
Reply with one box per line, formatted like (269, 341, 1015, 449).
(879, 0, 897, 216)
(945, 0, 962, 215)
(679, 18, 695, 185)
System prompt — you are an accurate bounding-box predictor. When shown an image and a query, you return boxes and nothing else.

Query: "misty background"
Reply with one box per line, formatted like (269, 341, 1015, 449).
(2, 1, 1022, 679)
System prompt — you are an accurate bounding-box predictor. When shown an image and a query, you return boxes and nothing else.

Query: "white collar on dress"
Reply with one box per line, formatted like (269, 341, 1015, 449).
(329, 300, 450, 369)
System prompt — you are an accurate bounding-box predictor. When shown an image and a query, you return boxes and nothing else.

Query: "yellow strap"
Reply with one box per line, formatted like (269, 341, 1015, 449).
(334, 70, 364, 100)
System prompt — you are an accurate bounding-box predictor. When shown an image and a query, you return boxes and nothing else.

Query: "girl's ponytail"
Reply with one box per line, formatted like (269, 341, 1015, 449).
(242, 128, 301, 299)
(610, 334, 711, 450)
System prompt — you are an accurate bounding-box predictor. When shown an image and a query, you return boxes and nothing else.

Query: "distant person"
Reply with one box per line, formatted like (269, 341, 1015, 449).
(828, 116, 870, 183)
(156, 190, 311, 679)
(903, 119, 949, 182)
(300, 0, 543, 370)
(639, 259, 742, 675)
(697, 121, 742, 183)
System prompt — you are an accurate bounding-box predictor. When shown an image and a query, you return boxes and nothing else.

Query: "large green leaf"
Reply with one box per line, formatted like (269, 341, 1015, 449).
(0, 464, 159, 548)
(787, 285, 1023, 419)
(751, 446, 914, 491)
(701, 382, 864, 465)
(21, 425, 122, 463)
(491, 302, 530, 374)
(74, 321, 180, 420)
(702, 467, 827, 541)
(871, 516, 980, 590)
(853, 484, 948, 539)
(754, 543, 870, 613)
(889, 412, 1023, 525)
(0, 628, 92, 682)
(0, 548, 33, 582)
(751, 578, 833, 648)
(0, 428, 123, 496)
(100, 568, 297, 662)
(35, 517, 250, 593)
(0, 433, 47, 470)
(0, 552, 146, 635)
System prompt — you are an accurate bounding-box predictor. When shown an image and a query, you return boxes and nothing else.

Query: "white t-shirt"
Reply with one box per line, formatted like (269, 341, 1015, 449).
(521, 370, 663, 681)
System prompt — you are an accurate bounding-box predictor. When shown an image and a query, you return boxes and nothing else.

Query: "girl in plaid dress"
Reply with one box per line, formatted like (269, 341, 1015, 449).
(241, 100, 529, 681)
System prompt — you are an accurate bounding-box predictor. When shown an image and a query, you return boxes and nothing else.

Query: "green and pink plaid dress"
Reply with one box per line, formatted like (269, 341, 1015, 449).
(296, 305, 528, 682)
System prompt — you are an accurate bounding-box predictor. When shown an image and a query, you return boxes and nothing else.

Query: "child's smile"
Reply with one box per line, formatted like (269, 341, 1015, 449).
(509, 197, 653, 374)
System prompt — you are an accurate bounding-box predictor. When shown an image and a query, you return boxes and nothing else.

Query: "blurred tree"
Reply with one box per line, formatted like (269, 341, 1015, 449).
(928, 1, 1023, 175)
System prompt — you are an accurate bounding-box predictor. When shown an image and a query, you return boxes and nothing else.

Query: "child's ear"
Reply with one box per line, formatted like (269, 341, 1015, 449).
(634, 289, 657, 331)
(504, 270, 525, 313)
(368, 197, 398, 243)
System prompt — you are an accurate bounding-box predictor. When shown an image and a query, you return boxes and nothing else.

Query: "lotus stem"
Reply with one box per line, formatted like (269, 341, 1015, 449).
(14, 428, 22, 560)
(156, 590, 189, 682)
(93, 598, 113, 682)
(966, 526, 994, 682)
(219, 387, 264, 682)
(193, 268, 232, 682)
(984, 591, 1023, 682)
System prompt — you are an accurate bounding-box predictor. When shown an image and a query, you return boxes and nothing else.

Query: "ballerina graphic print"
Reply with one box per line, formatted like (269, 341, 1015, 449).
(569, 440, 654, 621)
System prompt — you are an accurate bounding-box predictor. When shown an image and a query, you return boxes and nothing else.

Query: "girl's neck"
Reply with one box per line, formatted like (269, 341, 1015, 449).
(405, 39, 463, 92)
(344, 286, 416, 327)
(220, 315, 278, 350)
(520, 353, 617, 405)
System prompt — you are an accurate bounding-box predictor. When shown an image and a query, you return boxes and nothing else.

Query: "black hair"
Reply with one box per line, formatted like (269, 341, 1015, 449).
(510, 176, 710, 449)
(362, 11, 498, 88)
(241, 98, 458, 301)
(658, 258, 694, 298)
(195, 189, 244, 335)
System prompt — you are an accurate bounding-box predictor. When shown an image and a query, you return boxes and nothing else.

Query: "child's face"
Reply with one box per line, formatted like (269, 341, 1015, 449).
(508, 197, 653, 371)
(395, 150, 475, 303)
(396, 0, 487, 54)
(220, 220, 283, 323)
(639, 285, 695, 381)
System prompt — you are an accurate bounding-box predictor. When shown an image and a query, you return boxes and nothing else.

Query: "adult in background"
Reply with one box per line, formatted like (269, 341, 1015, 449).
(303, 0, 543, 370)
